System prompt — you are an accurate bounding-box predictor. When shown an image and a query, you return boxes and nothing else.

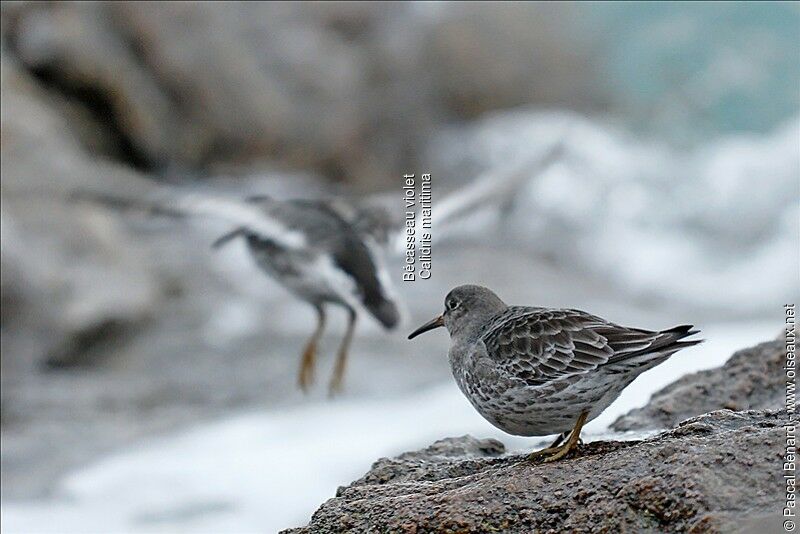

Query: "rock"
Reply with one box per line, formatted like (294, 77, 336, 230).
(2, 2, 602, 186)
(8, 2, 180, 168)
(0, 46, 162, 369)
(286, 409, 790, 533)
(346, 436, 507, 490)
(422, 3, 606, 118)
(612, 340, 785, 431)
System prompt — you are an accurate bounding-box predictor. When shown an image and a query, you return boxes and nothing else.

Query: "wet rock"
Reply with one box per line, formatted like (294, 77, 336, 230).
(8, 2, 179, 168)
(345, 436, 506, 490)
(612, 339, 785, 431)
(286, 409, 790, 533)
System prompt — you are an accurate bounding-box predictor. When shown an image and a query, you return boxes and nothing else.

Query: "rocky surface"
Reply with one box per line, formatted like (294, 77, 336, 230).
(287, 409, 790, 533)
(612, 339, 785, 431)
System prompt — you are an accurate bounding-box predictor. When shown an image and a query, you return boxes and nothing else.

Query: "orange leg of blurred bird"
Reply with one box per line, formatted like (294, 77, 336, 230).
(329, 307, 356, 396)
(527, 411, 588, 463)
(298, 305, 326, 392)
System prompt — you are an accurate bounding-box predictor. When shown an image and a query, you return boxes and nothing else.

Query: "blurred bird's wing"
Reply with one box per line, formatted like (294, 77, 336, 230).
(72, 189, 308, 249)
(71, 140, 563, 253)
(321, 195, 399, 247)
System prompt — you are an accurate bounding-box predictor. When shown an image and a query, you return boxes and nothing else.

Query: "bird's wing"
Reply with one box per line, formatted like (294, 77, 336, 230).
(327, 234, 399, 329)
(260, 199, 400, 329)
(72, 189, 307, 250)
(323, 195, 399, 247)
(480, 307, 676, 386)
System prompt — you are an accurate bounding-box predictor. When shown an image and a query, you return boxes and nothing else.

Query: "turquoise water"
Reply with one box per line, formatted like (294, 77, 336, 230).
(584, 2, 799, 140)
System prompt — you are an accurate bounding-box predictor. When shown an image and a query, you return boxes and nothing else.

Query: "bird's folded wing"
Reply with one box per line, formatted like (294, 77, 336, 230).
(481, 308, 663, 385)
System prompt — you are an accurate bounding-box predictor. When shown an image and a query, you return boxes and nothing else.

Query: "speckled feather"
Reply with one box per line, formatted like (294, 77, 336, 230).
(480, 306, 694, 386)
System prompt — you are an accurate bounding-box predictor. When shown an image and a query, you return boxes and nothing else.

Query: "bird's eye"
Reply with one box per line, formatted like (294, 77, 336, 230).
(447, 298, 460, 310)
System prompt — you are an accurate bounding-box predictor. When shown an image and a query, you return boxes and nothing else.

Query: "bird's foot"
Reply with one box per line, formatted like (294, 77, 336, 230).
(328, 343, 349, 397)
(528, 412, 589, 464)
(327, 367, 345, 398)
(541, 441, 578, 463)
(327, 382, 342, 398)
(528, 441, 580, 463)
(526, 446, 562, 462)
(298, 369, 314, 393)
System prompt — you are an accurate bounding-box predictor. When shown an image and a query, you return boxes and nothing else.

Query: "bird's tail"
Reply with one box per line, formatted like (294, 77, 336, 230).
(655, 324, 703, 352)
(606, 324, 702, 372)
(364, 295, 400, 330)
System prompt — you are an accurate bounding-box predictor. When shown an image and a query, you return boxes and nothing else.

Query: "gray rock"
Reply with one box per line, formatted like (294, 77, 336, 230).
(286, 409, 791, 533)
(9, 2, 180, 167)
(348, 436, 506, 489)
(612, 339, 785, 431)
(0, 47, 300, 497)
(422, 3, 606, 118)
(3, 2, 602, 186)
(0, 46, 161, 364)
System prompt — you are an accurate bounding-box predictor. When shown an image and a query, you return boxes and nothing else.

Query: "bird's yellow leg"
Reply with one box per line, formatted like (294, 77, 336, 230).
(328, 308, 356, 396)
(526, 446, 561, 461)
(528, 411, 589, 463)
(298, 306, 326, 392)
(526, 431, 569, 461)
(543, 411, 589, 463)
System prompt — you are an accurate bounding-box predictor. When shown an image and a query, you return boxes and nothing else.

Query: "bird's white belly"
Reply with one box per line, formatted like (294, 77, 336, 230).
(250, 246, 358, 307)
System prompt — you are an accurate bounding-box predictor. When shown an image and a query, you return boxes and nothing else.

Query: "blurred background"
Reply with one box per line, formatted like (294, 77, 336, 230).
(1, 2, 798, 532)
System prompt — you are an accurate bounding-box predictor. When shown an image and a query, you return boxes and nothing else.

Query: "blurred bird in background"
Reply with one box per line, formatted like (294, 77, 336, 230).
(73, 145, 562, 394)
(210, 196, 400, 394)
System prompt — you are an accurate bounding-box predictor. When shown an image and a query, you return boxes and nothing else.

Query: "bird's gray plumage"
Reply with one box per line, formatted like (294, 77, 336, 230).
(216, 197, 399, 329)
(210, 196, 400, 393)
(417, 285, 701, 437)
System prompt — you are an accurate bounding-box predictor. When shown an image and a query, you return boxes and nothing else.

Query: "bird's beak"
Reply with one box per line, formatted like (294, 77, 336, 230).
(408, 315, 444, 339)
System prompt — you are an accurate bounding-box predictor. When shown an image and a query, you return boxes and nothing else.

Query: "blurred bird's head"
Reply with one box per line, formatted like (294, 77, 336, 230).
(408, 285, 507, 340)
(351, 203, 395, 246)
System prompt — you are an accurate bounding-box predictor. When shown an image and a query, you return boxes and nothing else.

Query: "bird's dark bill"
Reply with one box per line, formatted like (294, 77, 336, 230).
(408, 315, 444, 339)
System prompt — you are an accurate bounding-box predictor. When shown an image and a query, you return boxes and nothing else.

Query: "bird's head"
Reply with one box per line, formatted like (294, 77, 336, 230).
(408, 285, 506, 340)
